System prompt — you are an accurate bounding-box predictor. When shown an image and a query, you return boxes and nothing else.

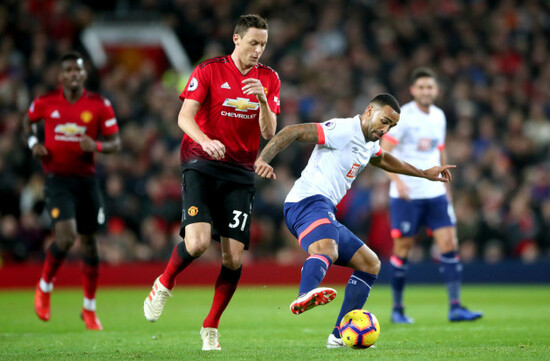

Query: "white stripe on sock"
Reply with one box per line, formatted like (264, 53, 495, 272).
(350, 275, 372, 289)
(39, 279, 53, 293)
(83, 298, 96, 311)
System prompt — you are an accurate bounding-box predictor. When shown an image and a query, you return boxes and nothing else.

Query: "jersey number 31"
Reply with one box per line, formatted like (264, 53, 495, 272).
(229, 210, 248, 231)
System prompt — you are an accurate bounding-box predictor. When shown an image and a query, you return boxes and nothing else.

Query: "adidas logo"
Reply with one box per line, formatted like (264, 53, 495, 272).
(221, 82, 231, 89)
(50, 110, 60, 118)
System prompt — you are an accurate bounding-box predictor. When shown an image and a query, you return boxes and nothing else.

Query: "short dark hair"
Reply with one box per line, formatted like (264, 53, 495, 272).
(370, 93, 401, 114)
(59, 51, 84, 64)
(410, 67, 437, 85)
(234, 14, 268, 37)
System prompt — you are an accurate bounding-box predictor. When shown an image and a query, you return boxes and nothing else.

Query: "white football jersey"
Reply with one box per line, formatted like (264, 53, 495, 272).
(285, 115, 383, 206)
(383, 101, 446, 199)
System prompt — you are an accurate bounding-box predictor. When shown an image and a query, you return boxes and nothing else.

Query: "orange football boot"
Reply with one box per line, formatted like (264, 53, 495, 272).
(34, 284, 51, 321)
(81, 309, 103, 330)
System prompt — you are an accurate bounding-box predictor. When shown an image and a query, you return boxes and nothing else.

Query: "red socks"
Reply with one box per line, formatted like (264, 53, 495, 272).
(202, 266, 242, 329)
(159, 242, 196, 289)
(82, 260, 99, 300)
(40, 243, 66, 283)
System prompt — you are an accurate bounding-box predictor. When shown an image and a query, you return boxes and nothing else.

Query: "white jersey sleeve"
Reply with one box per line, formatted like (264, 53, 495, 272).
(285, 116, 382, 205)
(318, 119, 354, 150)
(371, 141, 382, 159)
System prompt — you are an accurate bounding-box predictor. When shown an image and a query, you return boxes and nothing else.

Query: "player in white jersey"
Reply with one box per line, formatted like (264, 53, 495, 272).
(381, 68, 482, 323)
(255, 93, 455, 348)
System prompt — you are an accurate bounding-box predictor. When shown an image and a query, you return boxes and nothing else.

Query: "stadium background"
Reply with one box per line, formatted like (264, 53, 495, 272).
(1, 0, 549, 286)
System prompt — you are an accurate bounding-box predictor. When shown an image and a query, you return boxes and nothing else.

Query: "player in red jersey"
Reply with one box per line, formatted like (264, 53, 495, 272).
(23, 51, 121, 330)
(144, 14, 280, 350)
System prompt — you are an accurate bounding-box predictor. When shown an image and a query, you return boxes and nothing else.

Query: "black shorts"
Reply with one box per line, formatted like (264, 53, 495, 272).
(44, 174, 105, 234)
(180, 169, 255, 249)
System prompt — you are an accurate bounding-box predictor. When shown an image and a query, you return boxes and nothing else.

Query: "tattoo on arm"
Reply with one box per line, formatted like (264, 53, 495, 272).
(369, 154, 382, 167)
(259, 123, 319, 163)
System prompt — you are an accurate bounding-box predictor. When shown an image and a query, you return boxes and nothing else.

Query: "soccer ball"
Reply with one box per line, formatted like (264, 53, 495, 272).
(339, 309, 380, 348)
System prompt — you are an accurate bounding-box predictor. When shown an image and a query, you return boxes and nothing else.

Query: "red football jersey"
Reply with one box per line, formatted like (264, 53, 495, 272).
(28, 89, 119, 177)
(179, 55, 281, 172)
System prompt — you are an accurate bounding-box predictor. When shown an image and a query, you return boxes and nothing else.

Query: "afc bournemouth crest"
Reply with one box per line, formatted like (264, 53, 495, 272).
(187, 206, 199, 216)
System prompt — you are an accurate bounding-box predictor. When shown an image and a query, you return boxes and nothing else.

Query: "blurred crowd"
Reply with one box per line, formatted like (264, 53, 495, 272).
(1, 0, 549, 265)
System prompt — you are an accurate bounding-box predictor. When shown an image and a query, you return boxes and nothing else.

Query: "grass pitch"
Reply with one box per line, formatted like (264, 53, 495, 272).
(0, 285, 549, 360)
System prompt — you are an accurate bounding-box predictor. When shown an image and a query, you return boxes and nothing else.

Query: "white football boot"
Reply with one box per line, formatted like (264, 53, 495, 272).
(200, 327, 221, 351)
(144, 276, 172, 322)
(327, 334, 345, 348)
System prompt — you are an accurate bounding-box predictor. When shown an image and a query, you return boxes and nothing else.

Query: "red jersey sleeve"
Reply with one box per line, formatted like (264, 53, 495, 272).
(99, 98, 119, 136)
(267, 71, 281, 115)
(179, 65, 210, 103)
(27, 98, 44, 122)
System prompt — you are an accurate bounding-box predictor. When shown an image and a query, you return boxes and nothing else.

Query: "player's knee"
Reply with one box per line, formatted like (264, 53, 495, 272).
(357, 254, 381, 275)
(438, 237, 457, 253)
(221, 253, 242, 270)
(393, 238, 413, 256)
(309, 238, 338, 263)
(184, 235, 210, 256)
(325, 249, 338, 263)
(56, 232, 77, 251)
(370, 255, 381, 275)
(434, 227, 458, 252)
(316, 247, 338, 263)
(80, 238, 98, 258)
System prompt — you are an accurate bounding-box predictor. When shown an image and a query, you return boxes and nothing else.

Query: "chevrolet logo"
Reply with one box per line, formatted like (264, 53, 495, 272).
(54, 123, 87, 136)
(223, 97, 259, 112)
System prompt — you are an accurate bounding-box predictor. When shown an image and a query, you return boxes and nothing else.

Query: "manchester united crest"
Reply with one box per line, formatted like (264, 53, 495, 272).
(188, 206, 199, 216)
(81, 110, 93, 123)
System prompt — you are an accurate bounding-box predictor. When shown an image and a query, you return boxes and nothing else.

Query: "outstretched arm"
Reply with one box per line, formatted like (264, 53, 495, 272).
(370, 151, 455, 182)
(254, 123, 318, 179)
